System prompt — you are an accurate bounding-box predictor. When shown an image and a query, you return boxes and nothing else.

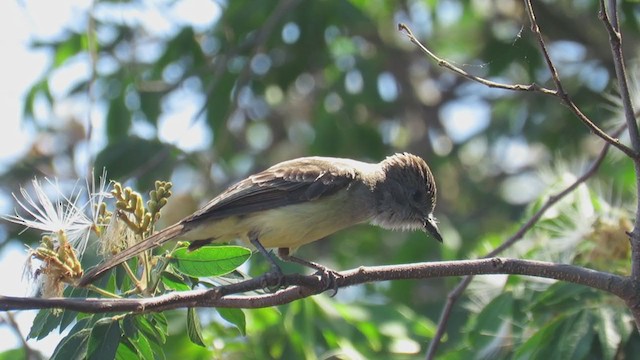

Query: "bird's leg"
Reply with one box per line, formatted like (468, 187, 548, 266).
(277, 248, 341, 296)
(249, 234, 286, 290)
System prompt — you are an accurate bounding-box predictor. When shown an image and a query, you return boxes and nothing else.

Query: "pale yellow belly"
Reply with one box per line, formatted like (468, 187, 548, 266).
(181, 193, 372, 251)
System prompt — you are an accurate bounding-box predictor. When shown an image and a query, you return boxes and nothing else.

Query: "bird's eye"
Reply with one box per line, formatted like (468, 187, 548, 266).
(411, 190, 423, 202)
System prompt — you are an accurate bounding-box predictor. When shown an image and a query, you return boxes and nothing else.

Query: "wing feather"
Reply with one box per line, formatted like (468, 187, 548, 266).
(183, 158, 359, 223)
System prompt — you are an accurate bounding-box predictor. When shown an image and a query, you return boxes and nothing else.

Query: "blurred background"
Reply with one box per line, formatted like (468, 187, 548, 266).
(1, 0, 638, 358)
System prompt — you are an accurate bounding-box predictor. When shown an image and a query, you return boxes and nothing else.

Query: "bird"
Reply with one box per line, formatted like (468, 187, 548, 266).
(78, 152, 442, 287)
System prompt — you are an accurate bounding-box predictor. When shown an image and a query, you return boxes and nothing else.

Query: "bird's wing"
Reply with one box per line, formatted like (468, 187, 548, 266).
(183, 157, 361, 223)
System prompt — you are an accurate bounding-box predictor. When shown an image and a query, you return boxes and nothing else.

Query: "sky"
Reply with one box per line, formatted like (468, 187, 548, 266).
(0, 0, 220, 356)
(0, 0, 68, 355)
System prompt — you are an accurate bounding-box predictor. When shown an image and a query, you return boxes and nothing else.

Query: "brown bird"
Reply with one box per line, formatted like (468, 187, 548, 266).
(78, 153, 442, 287)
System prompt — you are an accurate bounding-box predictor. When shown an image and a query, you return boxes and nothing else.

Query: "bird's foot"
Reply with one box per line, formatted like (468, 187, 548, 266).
(261, 264, 287, 292)
(276, 248, 343, 296)
(313, 265, 342, 297)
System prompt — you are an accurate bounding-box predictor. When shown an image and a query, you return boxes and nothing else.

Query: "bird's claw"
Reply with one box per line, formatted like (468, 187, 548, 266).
(314, 267, 342, 297)
(261, 264, 287, 292)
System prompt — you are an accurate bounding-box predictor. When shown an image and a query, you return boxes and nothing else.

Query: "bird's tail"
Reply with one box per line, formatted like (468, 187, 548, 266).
(77, 222, 186, 287)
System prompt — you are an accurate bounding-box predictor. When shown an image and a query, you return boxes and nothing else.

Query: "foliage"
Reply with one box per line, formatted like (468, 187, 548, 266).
(2, 0, 640, 359)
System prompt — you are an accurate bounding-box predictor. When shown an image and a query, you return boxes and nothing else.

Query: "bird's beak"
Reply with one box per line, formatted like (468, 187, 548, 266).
(424, 216, 443, 243)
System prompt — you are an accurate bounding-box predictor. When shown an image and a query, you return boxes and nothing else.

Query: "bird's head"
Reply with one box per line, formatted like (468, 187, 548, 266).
(371, 153, 442, 242)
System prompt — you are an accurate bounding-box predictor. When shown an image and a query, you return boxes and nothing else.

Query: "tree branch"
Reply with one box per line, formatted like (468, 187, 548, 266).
(599, 0, 640, 331)
(0, 258, 628, 314)
(522, 0, 637, 159)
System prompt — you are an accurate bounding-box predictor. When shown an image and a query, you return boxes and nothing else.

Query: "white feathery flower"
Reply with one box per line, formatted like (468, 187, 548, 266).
(88, 168, 112, 225)
(5, 170, 111, 258)
(7, 178, 93, 249)
(84, 168, 113, 255)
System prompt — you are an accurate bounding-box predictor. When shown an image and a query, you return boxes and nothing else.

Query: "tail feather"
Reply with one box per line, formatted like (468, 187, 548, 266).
(78, 222, 186, 287)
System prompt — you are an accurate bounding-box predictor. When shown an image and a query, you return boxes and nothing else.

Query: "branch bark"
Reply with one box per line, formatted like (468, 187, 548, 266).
(0, 258, 629, 313)
(599, 0, 640, 329)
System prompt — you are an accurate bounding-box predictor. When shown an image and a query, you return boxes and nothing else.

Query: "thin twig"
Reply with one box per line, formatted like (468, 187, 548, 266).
(0, 258, 628, 313)
(398, 23, 557, 95)
(2, 312, 38, 359)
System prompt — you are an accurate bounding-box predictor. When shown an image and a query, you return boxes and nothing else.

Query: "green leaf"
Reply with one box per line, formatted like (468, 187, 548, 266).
(560, 312, 595, 359)
(514, 310, 594, 359)
(87, 318, 122, 360)
(204, 72, 234, 155)
(59, 309, 79, 333)
(161, 270, 191, 291)
(28, 309, 62, 340)
(115, 341, 138, 360)
(139, 91, 163, 126)
(151, 313, 169, 341)
(529, 282, 594, 313)
(133, 312, 168, 358)
(187, 308, 206, 347)
(595, 306, 632, 359)
(50, 329, 91, 360)
(53, 33, 86, 68)
(356, 321, 382, 351)
(0, 349, 26, 360)
(115, 257, 137, 291)
(169, 245, 251, 277)
(22, 79, 52, 122)
(217, 308, 247, 336)
(466, 292, 514, 352)
(146, 335, 166, 360)
(106, 94, 131, 142)
(135, 316, 165, 345)
(128, 333, 154, 360)
(121, 315, 138, 339)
